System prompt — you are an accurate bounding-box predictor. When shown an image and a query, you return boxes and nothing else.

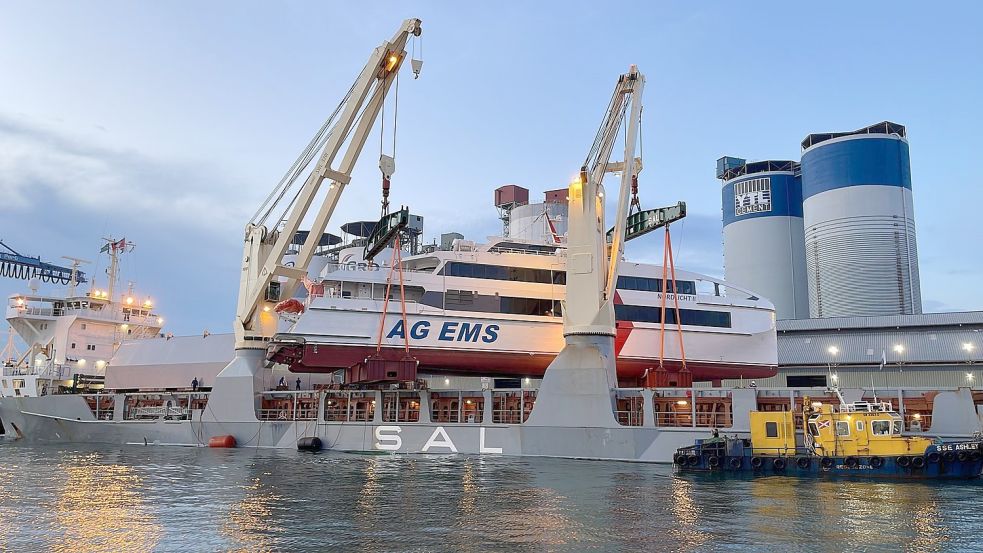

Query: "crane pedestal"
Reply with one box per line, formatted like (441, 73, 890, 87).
(204, 348, 267, 423)
(524, 334, 620, 428)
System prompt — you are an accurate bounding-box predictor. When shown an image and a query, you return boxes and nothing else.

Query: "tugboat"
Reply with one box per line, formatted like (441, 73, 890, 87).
(674, 391, 983, 479)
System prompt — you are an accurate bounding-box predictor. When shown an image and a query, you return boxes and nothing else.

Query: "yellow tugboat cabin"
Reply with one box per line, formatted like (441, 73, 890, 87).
(749, 398, 935, 458)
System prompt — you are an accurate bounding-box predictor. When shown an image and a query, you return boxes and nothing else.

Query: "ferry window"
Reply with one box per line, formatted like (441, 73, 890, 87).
(12, 379, 25, 389)
(71, 343, 76, 350)
(616, 276, 696, 295)
(613, 305, 732, 328)
(872, 420, 891, 435)
(442, 262, 556, 284)
(501, 297, 558, 317)
(765, 421, 778, 438)
(835, 421, 850, 437)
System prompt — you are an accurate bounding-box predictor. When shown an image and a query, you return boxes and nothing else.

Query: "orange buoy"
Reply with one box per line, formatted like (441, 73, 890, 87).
(208, 435, 237, 448)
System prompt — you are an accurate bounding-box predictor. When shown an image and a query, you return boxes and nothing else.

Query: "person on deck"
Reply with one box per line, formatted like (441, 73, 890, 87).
(192, 377, 199, 392)
(296, 377, 302, 391)
(278, 376, 286, 389)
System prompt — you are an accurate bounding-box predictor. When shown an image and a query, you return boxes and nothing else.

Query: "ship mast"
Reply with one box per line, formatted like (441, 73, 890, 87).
(101, 237, 134, 303)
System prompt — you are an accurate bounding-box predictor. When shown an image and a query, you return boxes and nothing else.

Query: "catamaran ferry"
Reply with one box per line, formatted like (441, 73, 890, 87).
(268, 229, 778, 386)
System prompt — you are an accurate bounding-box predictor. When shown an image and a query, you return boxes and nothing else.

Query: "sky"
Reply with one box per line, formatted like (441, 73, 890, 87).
(1, 1, 982, 339)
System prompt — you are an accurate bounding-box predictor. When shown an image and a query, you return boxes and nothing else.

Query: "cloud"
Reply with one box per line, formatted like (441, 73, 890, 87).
(0, 114, 253, 233)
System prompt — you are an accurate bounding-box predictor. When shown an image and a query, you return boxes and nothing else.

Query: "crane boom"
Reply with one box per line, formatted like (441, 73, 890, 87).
(563, 66, 644, 337)
(233, 18, 422, 349)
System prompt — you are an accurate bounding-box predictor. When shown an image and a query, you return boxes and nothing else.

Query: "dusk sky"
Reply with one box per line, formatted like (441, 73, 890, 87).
(2, 1, 982, 338)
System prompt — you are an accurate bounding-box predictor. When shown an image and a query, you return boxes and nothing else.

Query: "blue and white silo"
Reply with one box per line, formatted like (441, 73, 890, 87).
(800, 121, 921, 317)
(718, 158, 810, 320)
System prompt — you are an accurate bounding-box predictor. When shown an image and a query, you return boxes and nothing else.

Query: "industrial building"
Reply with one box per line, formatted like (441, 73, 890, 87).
(718, 121, 921, 320)
(716, 158, 809, 320)
(738, 312, 983, 389)
(716, 121, 979, 389)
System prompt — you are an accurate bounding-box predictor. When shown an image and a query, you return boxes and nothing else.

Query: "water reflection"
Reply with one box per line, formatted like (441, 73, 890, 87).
(1, 443, 982, 551)
(52, 452, 162, 552)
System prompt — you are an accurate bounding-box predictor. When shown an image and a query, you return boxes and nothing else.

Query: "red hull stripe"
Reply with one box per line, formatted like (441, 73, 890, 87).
(286, 343, 776, 381)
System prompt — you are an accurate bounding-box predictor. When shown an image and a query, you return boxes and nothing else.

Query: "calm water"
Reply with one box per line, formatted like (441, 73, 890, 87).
(0, 442, 981, 552)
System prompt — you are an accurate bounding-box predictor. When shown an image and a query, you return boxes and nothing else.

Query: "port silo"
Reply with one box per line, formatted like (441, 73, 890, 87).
(800, 121, 921, 317)
(718, 158, 809, 320)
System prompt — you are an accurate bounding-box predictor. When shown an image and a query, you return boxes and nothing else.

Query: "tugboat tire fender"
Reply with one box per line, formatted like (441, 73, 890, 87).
(926, 452, 941, 463)
(796, 457, 811, 469)
(686, 455, 700, 467)
(972, 451, 982, 461)
(820, 457, 834, 469)
(942, 451, 956, 463)
(912, 456, 926, 469)
(869, 456, 884, 468)
(957, 451, 970, 462)
(772, 458, 787, 470)
(750, 457, 764, 469)
(845, 456, 859, 468)
(729, 457, 742, 469)
(673, 453, 685, 465)
(897, 456, 912, 467)
(707, 456, 721, 468)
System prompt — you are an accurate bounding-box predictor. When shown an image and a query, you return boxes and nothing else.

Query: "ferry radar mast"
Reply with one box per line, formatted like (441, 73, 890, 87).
(207, 18, 423, 416)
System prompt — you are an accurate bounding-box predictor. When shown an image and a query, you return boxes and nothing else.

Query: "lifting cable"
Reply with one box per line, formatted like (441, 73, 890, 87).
(373, 235, 411, 356)
(656, 224, 688, 372)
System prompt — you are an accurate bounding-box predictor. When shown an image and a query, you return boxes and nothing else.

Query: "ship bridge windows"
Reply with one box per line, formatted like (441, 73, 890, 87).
(440, 262, 566, 285)
(617, 276, 696, 295)
(614, 305, 732, 328)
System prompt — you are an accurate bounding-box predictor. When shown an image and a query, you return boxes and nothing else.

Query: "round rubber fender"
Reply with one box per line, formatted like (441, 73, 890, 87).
(972, 451, 982, 461)
(686, 455, 700, 467)
(926, 452, 941, 463)
(796, 457, 811, 470)
(707, 456, 721, 468)
(897, 456, 912, 468)
(820, 457, 834, 469)
(957, 451, 970, 462)
(729, 457, 742, 469)
(869, 456, 884, 468)
(912, 456, 926, 469)
(845, 456, 859, 468)
(773, 458, 787, 471)
(943, 451, 956, 463)
(750, 457, 764, 469)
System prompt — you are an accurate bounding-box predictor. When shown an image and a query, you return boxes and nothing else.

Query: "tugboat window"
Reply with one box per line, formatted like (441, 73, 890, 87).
(835, 421, 850, 436)
(855, 420, 864, 432)
(808, 422, 820, 436)
(892, 420, 903, 434)
(872, 420, 892, 436)
(765, 421, 778, 438)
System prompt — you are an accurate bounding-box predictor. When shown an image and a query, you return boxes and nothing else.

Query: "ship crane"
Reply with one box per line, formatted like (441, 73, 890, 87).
(231, 18, 422, 350)
(203, 18, 423, 418)
(526, 65, 646, 427)
(0, 239, 88, 286)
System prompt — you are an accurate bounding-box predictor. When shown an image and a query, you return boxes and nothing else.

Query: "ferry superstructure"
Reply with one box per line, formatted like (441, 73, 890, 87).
(269, 235, 778, 385)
